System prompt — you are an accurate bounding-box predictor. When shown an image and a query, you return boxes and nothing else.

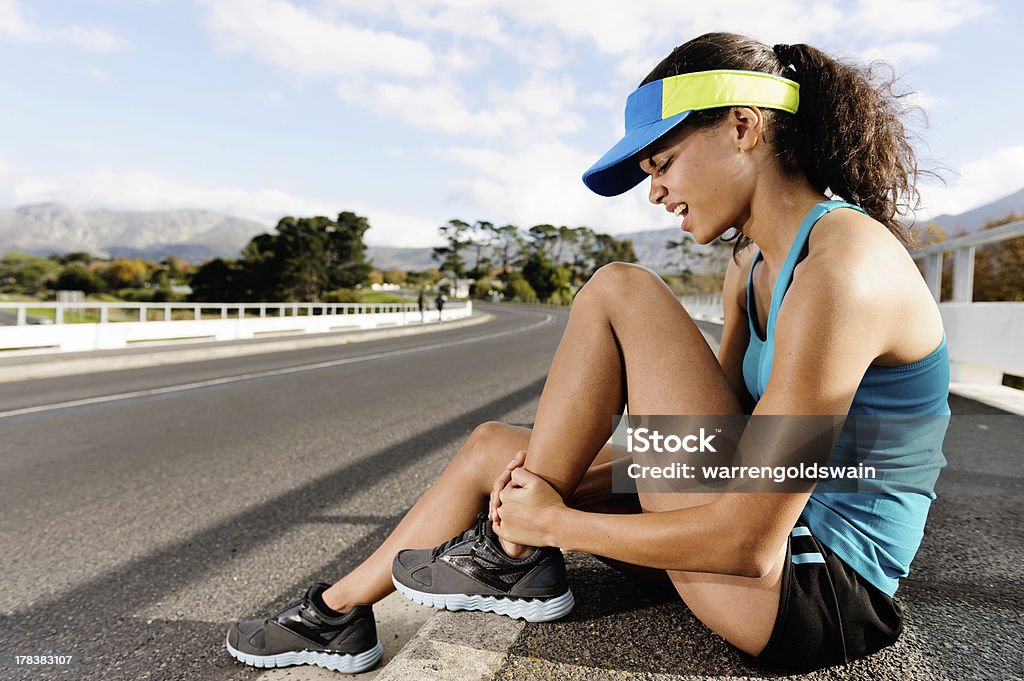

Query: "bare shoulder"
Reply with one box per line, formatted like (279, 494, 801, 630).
(797, 208, 944, 365)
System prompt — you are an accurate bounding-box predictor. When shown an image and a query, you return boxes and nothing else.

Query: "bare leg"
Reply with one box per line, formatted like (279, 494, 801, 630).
(328, 263, 782, 655)
(322, 422, 634, 612)
(511, 263, 783, 656)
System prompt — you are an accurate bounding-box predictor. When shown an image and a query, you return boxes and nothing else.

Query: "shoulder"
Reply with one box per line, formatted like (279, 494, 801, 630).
(796, 208, 913, 316)
(779, 206, 942, 370)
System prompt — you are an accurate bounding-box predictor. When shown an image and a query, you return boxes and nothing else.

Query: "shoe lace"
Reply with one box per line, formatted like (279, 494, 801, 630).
(431, 512, 489, 559)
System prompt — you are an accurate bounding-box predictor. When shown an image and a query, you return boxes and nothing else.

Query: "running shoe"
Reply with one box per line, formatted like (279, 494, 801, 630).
(391, 512, 574, 622)
(225, 582, 382, 672)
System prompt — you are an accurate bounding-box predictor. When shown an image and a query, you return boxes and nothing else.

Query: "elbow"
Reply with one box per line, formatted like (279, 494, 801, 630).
(725, 532, 782, 579)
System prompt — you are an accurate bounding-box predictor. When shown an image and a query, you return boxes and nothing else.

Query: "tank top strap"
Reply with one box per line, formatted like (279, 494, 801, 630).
(765, 200, 866, 338)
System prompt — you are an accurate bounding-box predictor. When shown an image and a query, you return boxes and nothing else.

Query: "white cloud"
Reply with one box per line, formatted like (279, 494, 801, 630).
(340, 71, 584, 140)
(859, 40, 941, 64)
(437, 140, 666, 235)
(2, 166, 440, 247)
(917, 145, 1024, 219)
(852, 0, 992, 36)
(201, 0, 435, 78)
(0, 0, 129, 52)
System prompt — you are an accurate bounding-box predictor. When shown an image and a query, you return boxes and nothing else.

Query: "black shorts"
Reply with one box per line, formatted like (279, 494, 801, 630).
(754, 523, 904, 671)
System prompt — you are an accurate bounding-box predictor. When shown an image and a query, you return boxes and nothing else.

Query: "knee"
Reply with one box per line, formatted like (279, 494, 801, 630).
(452, 421, 520, 474)
(576, 262, 663, 308)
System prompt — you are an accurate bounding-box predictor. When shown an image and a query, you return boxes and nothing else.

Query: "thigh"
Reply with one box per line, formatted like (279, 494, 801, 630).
(587, 263, 743, 416)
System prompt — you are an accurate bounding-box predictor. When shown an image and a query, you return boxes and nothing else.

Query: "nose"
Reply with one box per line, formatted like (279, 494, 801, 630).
(648, 176, 666, 206)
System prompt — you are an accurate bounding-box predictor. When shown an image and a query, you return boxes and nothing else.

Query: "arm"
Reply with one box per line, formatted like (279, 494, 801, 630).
(496, 258, 890, 577)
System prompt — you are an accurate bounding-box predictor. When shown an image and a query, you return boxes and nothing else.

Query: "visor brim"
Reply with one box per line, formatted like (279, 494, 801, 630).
(582, 111, 692, 197)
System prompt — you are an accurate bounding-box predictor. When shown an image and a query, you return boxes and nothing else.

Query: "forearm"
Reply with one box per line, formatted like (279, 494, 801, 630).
(546, 501, 769, 577)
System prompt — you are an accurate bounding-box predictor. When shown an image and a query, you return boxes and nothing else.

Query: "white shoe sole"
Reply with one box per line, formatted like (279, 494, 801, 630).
(225, 633, 383, 672)
(392, 576, 575, 622)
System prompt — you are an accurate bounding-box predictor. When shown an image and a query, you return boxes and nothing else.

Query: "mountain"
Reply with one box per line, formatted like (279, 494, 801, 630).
(3, 185, 1021, 269)
(366, 246, 438, 272)
(926, 186, 1024, 236)
(0, 203, 268, 262)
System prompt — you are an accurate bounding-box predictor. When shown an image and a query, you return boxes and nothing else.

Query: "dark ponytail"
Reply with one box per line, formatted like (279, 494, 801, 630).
(642, 33, 925, 259)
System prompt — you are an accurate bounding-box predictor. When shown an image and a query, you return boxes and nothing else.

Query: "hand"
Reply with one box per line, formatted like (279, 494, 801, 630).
(489, 450, 526, 524)
(494, 467, 566, 547)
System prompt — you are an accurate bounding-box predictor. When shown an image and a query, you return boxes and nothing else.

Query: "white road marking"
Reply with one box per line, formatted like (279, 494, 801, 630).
(0, 314, 554, 419)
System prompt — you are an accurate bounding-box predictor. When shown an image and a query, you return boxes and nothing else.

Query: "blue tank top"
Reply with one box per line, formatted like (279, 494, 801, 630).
(742, 200, 951, 596)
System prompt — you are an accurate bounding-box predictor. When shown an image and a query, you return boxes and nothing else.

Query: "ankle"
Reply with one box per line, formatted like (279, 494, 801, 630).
(499, 536, 535, 559)
(320, 585, 355, 615)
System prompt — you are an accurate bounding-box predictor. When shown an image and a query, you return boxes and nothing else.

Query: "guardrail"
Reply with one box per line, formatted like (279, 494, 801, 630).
(0, 301, 421, 326)
(910, 220, 1024, 383)
(0, 301, 472, 353)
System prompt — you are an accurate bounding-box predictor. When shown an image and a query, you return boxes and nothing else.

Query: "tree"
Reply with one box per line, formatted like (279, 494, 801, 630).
(589, 234, 637, 274)
(55, 262, 103, 294)
(0, 252, 59, 293)
(102, 258, 149, 290)
(467, 220, 494, 280)
(666, 236, 698, 281)
(432, 219, 471, 282)
(383, 268, 407, 285)
(189, 258, 251, 301)
(971, 215, 1024, 302)
(488, 223, 522, 296)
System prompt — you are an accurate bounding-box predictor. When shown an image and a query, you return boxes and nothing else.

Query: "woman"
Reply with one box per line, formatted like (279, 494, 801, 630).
(226, 32, 949, 673)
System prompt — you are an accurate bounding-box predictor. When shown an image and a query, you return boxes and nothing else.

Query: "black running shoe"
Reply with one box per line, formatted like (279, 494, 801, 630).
(225, 583, 382, 672)
(391, 512, 574, 622)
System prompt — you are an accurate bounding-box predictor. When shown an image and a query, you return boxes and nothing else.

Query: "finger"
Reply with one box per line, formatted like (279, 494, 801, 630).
(510, 466, 540, 487)
(507, 450, 527, 470)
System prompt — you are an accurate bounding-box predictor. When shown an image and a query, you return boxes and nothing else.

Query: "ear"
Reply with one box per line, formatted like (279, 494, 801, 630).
(730, 107, 764, 153)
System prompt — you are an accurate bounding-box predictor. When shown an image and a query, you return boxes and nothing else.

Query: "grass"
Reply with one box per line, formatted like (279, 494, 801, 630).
(357, 291, 414, 304)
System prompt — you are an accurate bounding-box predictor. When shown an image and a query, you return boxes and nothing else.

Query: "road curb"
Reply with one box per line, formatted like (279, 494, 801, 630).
(374, 610, 524, 681)
(0, 313, 494, 382)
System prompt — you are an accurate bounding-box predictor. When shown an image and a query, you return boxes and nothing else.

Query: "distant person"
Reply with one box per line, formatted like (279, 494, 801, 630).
(227, 33, 949, 675)
(417, 289, 426, 323)
(434, 292, 446, 321)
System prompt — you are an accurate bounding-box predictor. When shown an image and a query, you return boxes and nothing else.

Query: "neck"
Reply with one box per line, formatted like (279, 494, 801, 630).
(739, 172, 828, 270)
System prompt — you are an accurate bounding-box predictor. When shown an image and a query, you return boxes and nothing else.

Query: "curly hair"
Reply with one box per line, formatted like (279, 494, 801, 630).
(641, 33, 925, 259)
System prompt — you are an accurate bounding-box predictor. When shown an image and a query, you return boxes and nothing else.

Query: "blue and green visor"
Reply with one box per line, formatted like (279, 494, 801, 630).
(582, 69, 800, 197)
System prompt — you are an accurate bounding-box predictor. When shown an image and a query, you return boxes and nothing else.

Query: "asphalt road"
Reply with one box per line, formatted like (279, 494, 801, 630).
(0, 303, 571, 680)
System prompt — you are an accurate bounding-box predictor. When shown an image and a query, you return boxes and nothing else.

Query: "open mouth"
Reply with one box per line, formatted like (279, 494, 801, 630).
(673, 203, 688, 218)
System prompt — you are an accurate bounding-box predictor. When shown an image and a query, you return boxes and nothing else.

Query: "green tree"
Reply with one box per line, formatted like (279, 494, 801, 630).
(55, 262, 103, 294)
(487, 223, 522, 297)
(467, 220, 494, 280)
(0, 252, 60, 293)
(666, 236, 699, 281)
(432, 219, 471, 281)
(588, 234, 637, 274)
(189, 258, 251, 301)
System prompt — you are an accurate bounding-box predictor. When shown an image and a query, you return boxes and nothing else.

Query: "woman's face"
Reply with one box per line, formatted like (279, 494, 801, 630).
(639, 111, 758, 244)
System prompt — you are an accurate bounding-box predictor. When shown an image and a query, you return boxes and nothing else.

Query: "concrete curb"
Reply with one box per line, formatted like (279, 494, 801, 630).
(0, 313, 494, 382)
(374, 610, 524, 681)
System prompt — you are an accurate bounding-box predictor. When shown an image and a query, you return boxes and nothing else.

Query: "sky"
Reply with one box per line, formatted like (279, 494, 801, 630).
(1, 0, 1023, 248)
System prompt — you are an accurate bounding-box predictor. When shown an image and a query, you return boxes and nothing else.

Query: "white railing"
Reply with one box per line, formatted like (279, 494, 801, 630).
(913, 219, 1024, 303)
(0, 301, 420, 326)
(679, 293, 724, 323)
(911, 221, 1024, 383)
(0, 301, 472, 353)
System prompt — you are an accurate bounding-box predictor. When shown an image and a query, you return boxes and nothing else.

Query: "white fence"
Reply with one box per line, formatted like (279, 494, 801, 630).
(0, 301, 472, 353)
